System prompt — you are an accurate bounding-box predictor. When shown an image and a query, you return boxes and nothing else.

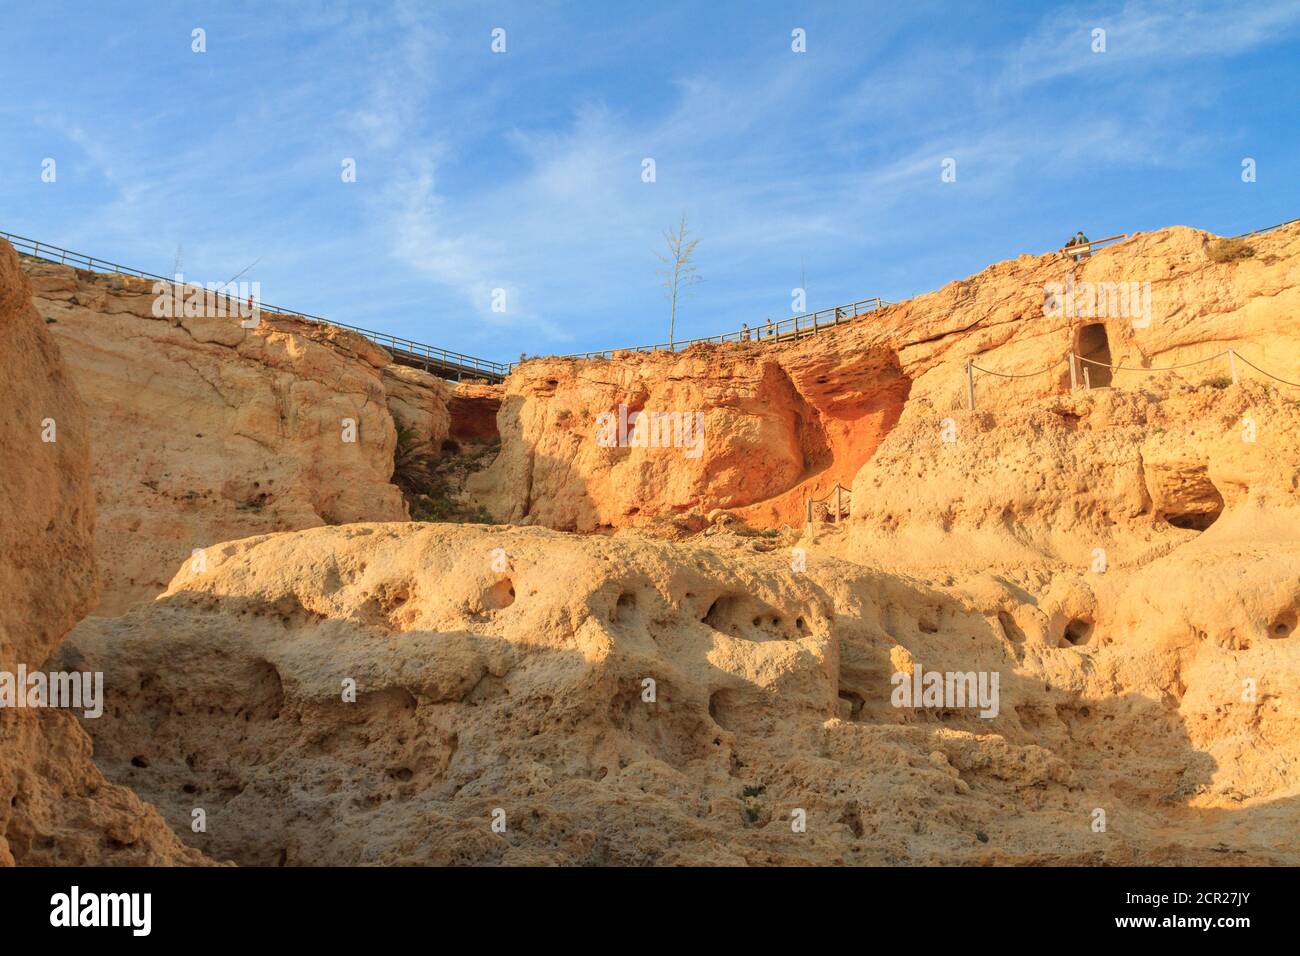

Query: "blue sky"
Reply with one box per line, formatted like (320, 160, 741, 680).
(2, 1, 1297, 361)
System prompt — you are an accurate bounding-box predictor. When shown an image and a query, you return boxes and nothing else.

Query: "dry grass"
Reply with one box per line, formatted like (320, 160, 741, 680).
(1206, 238, 1255, 263)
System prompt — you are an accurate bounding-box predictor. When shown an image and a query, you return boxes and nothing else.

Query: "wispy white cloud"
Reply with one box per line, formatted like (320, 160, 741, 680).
(3, 1, 1297, 358)
(1003, 0, 1300, 89)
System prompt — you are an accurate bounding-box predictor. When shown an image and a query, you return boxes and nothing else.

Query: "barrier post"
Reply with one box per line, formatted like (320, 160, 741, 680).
(836, 484, 843, 520)
(1228, 349, 1239, 385)
(805, 498, 815, 542)
(1069, 353, 1078, 391)
(966, 360, 976, 410)
(1083, 366, 1092, 390)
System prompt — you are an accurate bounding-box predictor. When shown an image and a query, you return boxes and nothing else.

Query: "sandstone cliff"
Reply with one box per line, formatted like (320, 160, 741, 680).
(470, 225, 1300, 531)
(63, 518, 1296, 865)
(0, 240, 209, 865)
(24, 258, 451, 614)
(16, 221, 1300, 867)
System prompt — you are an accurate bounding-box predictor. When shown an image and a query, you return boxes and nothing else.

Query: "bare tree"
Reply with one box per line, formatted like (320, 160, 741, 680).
(655, 213, 702, 347)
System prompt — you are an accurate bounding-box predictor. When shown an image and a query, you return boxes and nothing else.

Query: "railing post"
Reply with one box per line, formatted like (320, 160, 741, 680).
(1069, 353, 1078, 391)
(1083, 366, 1091, 390)
(835, 484, 842, 520)
(1228, 349, 1239, 385)
(966, 359, 976, 410)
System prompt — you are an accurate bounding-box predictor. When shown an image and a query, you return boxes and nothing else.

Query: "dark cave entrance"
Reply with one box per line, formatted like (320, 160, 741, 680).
(1076, 323, 1113, 388)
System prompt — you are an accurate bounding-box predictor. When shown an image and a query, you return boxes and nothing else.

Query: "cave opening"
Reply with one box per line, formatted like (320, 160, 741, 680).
(1076, 323, 1113, 388)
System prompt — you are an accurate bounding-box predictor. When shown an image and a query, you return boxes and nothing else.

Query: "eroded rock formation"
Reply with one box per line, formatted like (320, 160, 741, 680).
(14, 222, 1300, 866)
(23, 258, 451, 614)
(470, 225, 1300, 532)
(0, 239, 209, 865)
(63, 513, 1297, 865)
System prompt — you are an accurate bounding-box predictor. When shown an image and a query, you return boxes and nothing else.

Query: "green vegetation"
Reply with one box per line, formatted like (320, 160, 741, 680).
(393, 418, 500, 524)
(392, 419, 440, 498)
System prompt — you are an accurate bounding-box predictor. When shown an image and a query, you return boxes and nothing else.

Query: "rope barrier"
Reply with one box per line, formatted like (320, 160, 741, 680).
(807, 482, 851, 505)
(1232, 352, 1300, 389)
(804, 482, 850, 533)
(1074, 350, 1230, 372)
(965, 347, 1300, 410)
(969, 356, 1068, 378)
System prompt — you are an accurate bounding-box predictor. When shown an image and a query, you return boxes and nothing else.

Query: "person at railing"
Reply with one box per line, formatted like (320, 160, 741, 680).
(740, 323, 750, 341)
(1065, 230, 1090, 262)
(765, 318, 773, 338)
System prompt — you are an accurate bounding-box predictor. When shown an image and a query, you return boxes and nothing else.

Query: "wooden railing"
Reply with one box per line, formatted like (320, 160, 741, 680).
(1060, 233, 1128, 257)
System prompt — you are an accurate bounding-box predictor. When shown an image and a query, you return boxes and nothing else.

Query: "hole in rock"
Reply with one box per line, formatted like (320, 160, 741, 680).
(613, 591, 638, 624)
(484, 577, 515, 610)
(1158, 471, 1225, 531)
(1063, 617, 1094, 646)
(1075, 323, 1113, 387)
(708, 688, 749, 732)
(440, 438, 460, 454)
(838, 690, 865, 721)
(839, 802, 865, 838)
(703, 594, 796, 641)
(1165, 505, 1223, 531)
(1269, 611, 1297, 639)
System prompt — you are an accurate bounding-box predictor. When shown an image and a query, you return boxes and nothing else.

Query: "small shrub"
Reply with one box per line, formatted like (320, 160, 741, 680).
(392, 419, 440, 497)
(1204, 375, 1233, 390)
(1206, 238, 1254, 263)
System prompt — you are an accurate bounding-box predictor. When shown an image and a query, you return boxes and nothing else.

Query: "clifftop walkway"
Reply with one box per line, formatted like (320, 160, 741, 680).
(2, 230, 512, 384)
(7, 216, 1293, 383)
(2, 228, 891, 383)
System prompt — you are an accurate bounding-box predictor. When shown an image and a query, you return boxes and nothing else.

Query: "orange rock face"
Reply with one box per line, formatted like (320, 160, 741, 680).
(10, 223, 1300, 867)
(470, 225, 1300, 532)
(448, 381, 502, 444)
(469, 345, 908, 530)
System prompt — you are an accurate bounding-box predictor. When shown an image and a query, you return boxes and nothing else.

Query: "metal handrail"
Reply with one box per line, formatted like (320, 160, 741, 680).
(9, 212, 1294, 379)
(558, 296, 889, 361)
(1060, 233, 1128, 256)
(1, 229, 511, 377)
(1231, 216, 1300, 239)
